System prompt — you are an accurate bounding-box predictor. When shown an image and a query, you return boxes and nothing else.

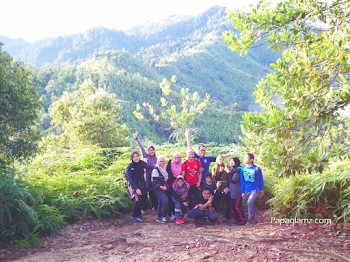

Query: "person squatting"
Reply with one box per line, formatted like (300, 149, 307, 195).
(126, 131, 264, 226)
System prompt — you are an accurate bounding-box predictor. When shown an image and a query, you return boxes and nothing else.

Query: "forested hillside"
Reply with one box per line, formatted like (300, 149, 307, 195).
(0, 6, 281, 143)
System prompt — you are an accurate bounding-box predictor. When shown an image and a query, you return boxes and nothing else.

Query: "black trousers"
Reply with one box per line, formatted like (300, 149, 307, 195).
(188, 185, 201, 209)
(132, 194, 147, 217)
(214, 191, 231, 218)
(231, 197, 246, 222)
(142, 189, 158, 210)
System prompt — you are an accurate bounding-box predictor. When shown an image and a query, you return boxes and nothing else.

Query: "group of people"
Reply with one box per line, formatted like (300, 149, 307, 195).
(125, 131, 264, 226)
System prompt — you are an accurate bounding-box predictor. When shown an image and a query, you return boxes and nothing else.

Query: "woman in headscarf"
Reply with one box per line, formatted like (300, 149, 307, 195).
(133, 131, 158, 213)
(166, 153, 182, 219)
(151, 155, 169, 223)
(126, 151, 155, 225)
(212, 154, 231, 222)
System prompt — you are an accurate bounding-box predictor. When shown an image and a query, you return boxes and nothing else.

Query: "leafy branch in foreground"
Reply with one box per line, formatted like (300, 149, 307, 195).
(224, 0, 350, 176)
(133, 76, 210, 141)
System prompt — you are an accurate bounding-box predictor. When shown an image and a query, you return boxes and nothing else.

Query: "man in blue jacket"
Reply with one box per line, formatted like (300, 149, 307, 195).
(185, 130, 232, 184)
(241, 153, 264, 225)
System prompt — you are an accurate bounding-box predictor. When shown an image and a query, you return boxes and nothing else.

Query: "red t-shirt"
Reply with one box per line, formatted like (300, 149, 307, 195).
(181, 160, 202, 186)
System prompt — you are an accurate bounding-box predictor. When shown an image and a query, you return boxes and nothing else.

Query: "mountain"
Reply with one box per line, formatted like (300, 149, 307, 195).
(1, 6, 281, 143)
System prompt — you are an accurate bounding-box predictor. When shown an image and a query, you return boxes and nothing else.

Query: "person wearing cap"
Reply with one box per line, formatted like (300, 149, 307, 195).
(171, 175, 190, 224)
(133, 131, 158, 214)
(126, 151, 155, 225)
(184, 130, 233, 184)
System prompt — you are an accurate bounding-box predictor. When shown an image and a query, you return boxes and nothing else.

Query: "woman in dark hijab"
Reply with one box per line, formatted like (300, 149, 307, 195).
(126, 151, 155, 225)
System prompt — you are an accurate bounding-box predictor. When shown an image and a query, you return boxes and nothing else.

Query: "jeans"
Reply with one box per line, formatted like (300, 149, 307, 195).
(213, 191, 231, 219)
(188, 185, 201, 209)
(188, 208, 218, 222)
(142, 189, 158, 210)
(231, 198, 246, 222)
(153, 188, 169, 218)
(245, 190, 259, 222)
(132, 194, 147, 217)
(171, 194, 188, 219)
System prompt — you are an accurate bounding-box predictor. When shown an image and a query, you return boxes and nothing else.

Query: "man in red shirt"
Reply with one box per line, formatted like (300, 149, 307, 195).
(182, 149, 202, 209)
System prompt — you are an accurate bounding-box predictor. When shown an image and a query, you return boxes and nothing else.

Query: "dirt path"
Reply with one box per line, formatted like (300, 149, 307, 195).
(1, 210, 350, 261)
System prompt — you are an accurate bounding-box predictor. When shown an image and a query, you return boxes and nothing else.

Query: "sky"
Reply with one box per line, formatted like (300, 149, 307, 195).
(1, 0, 259, 42)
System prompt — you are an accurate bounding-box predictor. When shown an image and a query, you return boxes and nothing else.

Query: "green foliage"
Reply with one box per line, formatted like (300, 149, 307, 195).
(0, 167, 65, 245)
(0, 43, 41, 166)
(224, 0, 350, 175)
(267, 160, 350, 222)
(255, 170, 279, 210)
(50, 80, 129, 148)
(25, 144, 132, 222)
(134, 77, 210, 141)
(194, 106, 244, 144)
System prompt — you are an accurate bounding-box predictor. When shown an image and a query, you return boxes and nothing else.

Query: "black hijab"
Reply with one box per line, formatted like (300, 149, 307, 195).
(128, 151, 146, 182)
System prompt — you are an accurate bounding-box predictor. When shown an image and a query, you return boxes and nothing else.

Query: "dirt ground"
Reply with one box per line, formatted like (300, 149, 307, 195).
(1, 210, 350, 262)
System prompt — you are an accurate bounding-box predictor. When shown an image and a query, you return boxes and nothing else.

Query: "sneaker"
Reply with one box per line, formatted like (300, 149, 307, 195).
(176, 218, 185, 224)
(132, 217, 138, 225)
(170, 214, 176, 220)
(156, 217, 162, 223)
(231, 220, 239, 224)
(161, 217, 167, 223)
(141, 209, 148, 215)
(136, 215, 144, 221)
(151, 207, 156, 211)
(236, 221, 246, 226)
(194, 218, 199, 226)
(246, 220, 256, 226)
(222, 217, 229, 223)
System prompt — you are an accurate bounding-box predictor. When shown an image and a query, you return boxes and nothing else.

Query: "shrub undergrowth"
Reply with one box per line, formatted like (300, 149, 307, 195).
(267, 161, 350, 222)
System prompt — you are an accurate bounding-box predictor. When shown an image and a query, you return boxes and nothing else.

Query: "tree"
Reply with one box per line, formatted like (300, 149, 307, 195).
(0, 43, 41, 166)
(223, 0, 350, 176)
(133, 76, 210, 141)
(50, 80, 129, 148)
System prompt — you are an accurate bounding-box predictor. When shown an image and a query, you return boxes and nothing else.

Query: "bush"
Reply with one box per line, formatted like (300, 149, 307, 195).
(0, 167, 65, 245)
(267, 161, 350, 222)
(25, 145, 133, 222)
(255, 170, 278, 210)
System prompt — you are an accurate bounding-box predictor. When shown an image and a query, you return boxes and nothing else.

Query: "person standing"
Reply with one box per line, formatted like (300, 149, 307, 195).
(181, 149, 202, 209)
(133, 131, 158, 214)
(185, 130, 232, 184)
(227, 157, 246, 225)
(212, 155, 231, 222)
(166, 153, 182, 219)
(200, 173, 217, 195)
(151, 156, 170, 223)
(241, 153, 264, 225)
(126, 151, 155, 225)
